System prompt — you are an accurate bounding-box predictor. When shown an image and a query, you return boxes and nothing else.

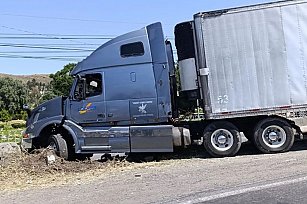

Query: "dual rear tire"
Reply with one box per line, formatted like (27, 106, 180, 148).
(203, 118, 295, 157)
(203, 121, 242, 157)
(252, 118, 294, 154)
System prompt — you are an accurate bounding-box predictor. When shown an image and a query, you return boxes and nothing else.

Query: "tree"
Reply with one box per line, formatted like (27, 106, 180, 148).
(40, 89, 57, 102)
(49, 63, 75, 97)
(0, 77, 29, 121)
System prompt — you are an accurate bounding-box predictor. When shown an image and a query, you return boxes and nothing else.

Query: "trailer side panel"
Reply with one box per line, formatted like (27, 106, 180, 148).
(196, 1, 307, 117)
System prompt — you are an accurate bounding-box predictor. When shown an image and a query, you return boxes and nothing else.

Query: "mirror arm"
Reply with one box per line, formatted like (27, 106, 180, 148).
(23, 104, 32, 118)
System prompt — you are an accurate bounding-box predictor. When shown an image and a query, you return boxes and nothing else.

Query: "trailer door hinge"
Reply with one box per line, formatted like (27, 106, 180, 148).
(200, 68, 209, 76)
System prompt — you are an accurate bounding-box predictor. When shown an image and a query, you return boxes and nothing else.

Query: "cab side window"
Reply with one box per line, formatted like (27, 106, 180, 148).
(120, 42, 144, 58)
(85, 74, 102, 98)
(73, 73, 102, 100)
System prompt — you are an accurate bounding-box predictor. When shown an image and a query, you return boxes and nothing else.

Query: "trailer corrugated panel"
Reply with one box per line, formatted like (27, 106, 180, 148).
(196, 0, 307, 116)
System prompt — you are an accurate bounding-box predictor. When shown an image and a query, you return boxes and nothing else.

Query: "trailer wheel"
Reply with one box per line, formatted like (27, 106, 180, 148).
(48, 134, 69, 160)
(253, 118, 294, 153)
(203, 121, 242, 157)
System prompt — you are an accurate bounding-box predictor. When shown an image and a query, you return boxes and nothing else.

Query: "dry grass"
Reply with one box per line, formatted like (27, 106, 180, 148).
(0, 150, 133, 192)
(0, 150, 174, 192)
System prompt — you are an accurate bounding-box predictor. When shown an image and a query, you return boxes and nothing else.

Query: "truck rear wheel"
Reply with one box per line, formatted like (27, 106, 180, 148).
(253, 118, 294, 153)
(203, 121, 242, 157)
(48, 134, 69, 160)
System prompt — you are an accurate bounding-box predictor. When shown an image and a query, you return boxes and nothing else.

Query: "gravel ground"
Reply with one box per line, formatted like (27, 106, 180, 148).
(1, 141, 307, 203)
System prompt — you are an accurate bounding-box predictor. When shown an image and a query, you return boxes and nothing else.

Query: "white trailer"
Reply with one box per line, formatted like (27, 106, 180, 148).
(175, 0, 307, 156)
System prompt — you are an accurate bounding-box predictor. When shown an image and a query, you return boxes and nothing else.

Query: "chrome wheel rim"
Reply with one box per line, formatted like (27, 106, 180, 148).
(262, 125, 286, 148)
(211, 129, 234, 151)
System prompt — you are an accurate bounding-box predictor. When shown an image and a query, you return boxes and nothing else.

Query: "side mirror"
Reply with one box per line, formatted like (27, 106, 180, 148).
(23, 104, 31, 118)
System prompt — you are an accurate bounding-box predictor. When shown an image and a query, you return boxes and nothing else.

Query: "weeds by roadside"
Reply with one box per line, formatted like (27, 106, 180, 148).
(0, 120, 25, 143)
(0, 149, 132, 192)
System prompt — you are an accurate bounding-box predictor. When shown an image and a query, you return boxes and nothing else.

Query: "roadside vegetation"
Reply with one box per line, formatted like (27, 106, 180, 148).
(0, 63, 76, 143)
(0, 121, 25, 143)
(0, 63, 75, 122)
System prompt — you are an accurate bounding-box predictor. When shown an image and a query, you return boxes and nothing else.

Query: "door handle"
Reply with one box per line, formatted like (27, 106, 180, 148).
(97, 114, 105, 118)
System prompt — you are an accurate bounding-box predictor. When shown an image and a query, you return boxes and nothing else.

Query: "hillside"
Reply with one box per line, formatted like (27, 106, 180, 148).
(0, 73, 51, 84)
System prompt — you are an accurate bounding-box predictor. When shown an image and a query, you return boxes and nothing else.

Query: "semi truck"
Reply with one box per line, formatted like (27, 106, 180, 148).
(22, 0, 307, 159)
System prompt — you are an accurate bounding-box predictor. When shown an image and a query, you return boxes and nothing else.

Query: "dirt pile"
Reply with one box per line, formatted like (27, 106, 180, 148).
(0, 149, 130, 191)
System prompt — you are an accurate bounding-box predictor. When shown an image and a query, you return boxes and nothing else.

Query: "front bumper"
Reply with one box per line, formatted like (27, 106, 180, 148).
(21, 138, 32, 149)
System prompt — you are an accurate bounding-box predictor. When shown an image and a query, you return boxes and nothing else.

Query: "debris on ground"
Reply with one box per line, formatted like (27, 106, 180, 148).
(0, 144, 213, 192)
(0, 147, 131, 192)
(0, 142, 21, 165)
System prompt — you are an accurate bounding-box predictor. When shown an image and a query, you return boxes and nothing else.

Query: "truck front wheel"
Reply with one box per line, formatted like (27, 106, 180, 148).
(253, 118, 294, 153)
(48, 134, 69, 160)
(203, 121, 242, 157)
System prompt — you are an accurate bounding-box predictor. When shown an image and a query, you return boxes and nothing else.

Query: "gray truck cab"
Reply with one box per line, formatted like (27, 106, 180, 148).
(68, 22, 171, 126)
(22, 23, 188, 160)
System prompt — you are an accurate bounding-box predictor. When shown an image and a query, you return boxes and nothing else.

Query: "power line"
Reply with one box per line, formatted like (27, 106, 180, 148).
(0, 33, 117, 37)
(0, 33, 174, 40)
(0, 36, 113, 40)
(0, 54, 84, 61)
(0, 43, 100, 46)
(0, 43, 95, 51)
(0, 50, 92, 54)
(0, 54, 87, 58)
(0, 13, 147, 25)
(0, 25, 93, 45)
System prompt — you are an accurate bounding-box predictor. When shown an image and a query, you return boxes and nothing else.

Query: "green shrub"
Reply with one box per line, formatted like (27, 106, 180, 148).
(0, 122, 4, 129)
(9, 120, 26, 129)
(0, 110, 12, 122)
(12, 111, 28, 121)
(0, 128, 23, 143)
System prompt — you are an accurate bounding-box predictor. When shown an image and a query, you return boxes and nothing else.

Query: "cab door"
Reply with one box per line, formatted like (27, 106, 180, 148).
(69, 73, 106, 125)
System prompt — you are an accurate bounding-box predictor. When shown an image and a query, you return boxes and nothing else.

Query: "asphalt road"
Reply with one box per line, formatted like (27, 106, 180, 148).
(2, 141, 307, 204)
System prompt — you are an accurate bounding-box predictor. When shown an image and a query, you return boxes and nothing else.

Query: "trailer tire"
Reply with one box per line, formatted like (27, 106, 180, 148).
(48, 134, 69, 160)
(253, 118, 294, 154)
(203, 121, 242, 157)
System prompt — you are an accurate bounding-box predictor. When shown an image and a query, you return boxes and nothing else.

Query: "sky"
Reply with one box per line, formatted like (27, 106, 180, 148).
(0, 0, 278, 75)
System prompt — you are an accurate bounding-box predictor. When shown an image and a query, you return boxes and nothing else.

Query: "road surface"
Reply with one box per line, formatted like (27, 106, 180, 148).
(2, 141, 307, 204)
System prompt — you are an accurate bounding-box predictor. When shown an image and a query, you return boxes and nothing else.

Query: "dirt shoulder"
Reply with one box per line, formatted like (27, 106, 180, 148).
(2, 142, 307, 203)
(0, 147, 188, 192)
(0, 150, 146, 192)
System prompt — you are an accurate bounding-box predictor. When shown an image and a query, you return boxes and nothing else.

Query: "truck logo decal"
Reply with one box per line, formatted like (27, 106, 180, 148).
(138, 103, 147, 114)
(79, 103, 96, 115)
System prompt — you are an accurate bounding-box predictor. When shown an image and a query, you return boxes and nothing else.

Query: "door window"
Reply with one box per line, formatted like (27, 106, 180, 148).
(85, 74, 102, 98)
(73, 73, 102, 100)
